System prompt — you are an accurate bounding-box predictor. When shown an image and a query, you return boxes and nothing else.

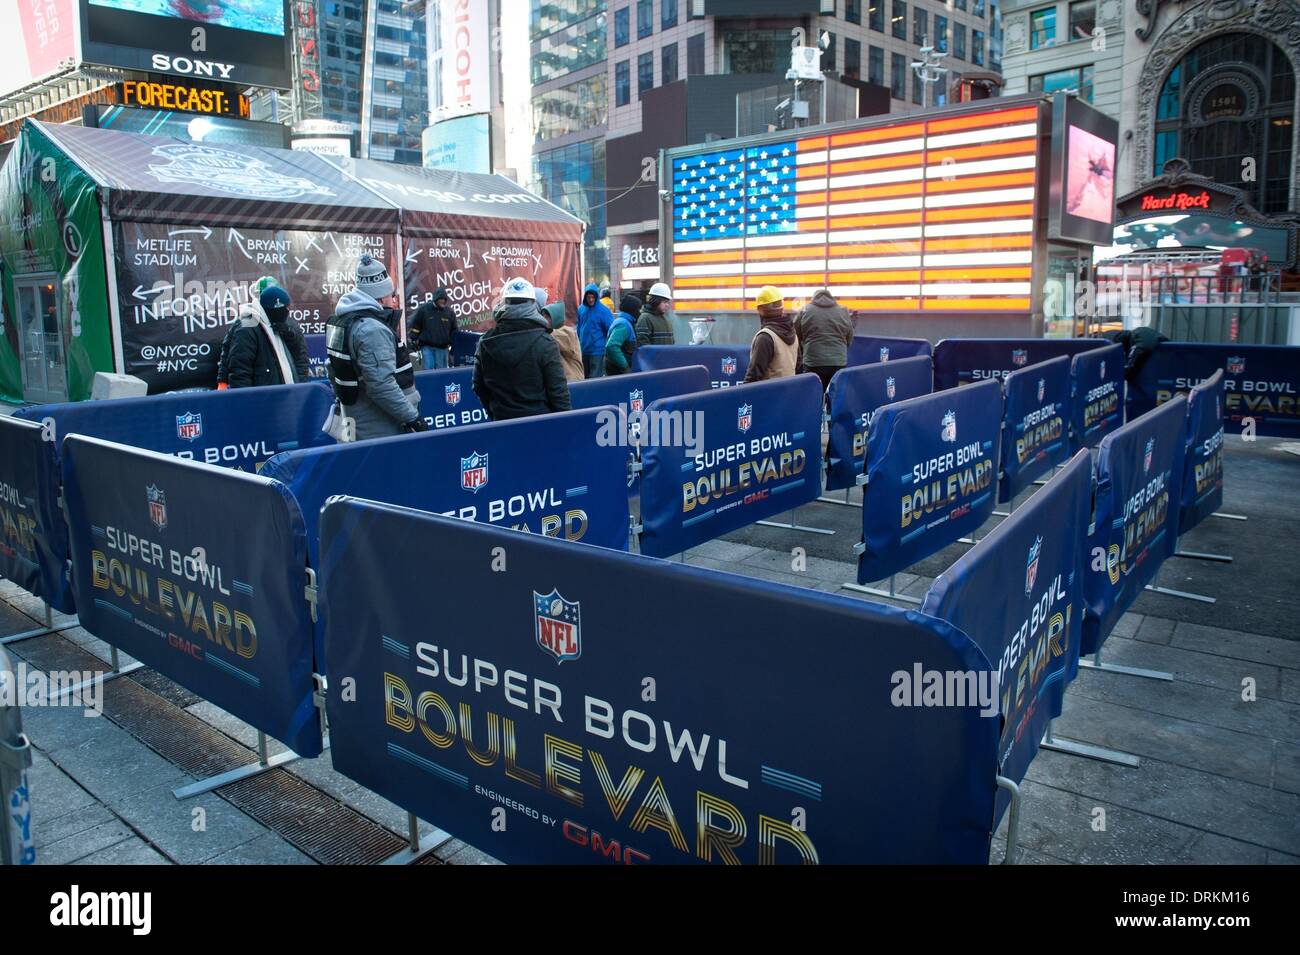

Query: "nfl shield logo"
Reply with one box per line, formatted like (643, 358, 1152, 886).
(1026, 536, 1042, 595)
(176, 412, 202, 442)
(629, 389, 645, 413)
(941, 410, 957, 443)
(1226, 355, 1245, 375)
(147, 484, 167, 531)
(1037, 378, 1046, 402)
(879, 346, 890, 362)
(722, 356, 737, 376)
(534, 589, 581, 663)
(1011, 348, 1029, 367)
(737, 403, 753, 433)
(445, 383, 461, 406)
(460, 451, 489, 492)
(1144, 438, 1154, 474)
(885, 376, 896, 399)
(1099, 359, 1106, 379)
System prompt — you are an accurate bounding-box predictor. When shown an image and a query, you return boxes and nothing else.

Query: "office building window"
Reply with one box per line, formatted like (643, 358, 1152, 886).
(722, 29, 788, 73)
(688, 32, 705, 74)
(615, 7, 629, 46)
(823, 33, 836, 71)
(934, 15, 948, 52)
(1069, 1, 1095, 41)
(637, 0, 653, 39)
(662, 42, 678, 84)
(532, 138, 608, 281)
(868, 45, 884, 86)
(954, 24, 965, 59)
(890, 51, 906, 98)
(972, 29, 985, 65)
(869, 2, 884, 32)
(531, 15, 609, 85)
(975, 0, 986, 15)
(846, 0, 861, 24)
(954, 0, 966, 10)
(530, 0, 605, 42)
(1028, 64, 1094, 101)
(913, 7, 928, 44)
(638, 51, 654, 98)
(1030, 7, 1056, 49)
(844, 37, 861, 79)
(891, 1, 906, 39)
(532, 73, 609, 142)
(616, 59, 630, 105)
(663, 0, 678, 29)
(912, 67, 925, 104)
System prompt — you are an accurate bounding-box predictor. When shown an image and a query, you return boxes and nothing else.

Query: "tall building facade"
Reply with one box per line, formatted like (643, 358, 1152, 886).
(317, 0, 429, 163)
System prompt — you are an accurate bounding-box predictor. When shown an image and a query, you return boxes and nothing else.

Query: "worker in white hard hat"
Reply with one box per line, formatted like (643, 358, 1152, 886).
(634, 281, 676, 346)
(471, 277, 572, 420)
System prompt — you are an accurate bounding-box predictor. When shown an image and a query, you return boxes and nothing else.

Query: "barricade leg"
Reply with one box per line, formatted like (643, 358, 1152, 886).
(817, 487, 862, 508)
(0, 602, 80, 647)
(756, 506, 836, 535)
(1077, 645, 1172, 682)
(1039, 718, 1140, 767)
(378, 812, 453, 865)
(1210, 512, 1247, 521)
(53, 646, 143, 702)
(1173, 548, 1232, 563)
(1143, 539, 1217, 603)
(172, 729, 305, 800)
(995, 775, 1021, 865)
(842, 573, 922, 605)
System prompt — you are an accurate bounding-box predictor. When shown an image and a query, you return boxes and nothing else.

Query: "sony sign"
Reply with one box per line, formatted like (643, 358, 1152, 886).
(151, 54, 236, 80)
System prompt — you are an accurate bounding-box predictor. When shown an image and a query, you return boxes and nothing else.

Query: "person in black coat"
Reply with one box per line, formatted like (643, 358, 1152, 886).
(472, 278, 571, 420)
(408, 287, 458, 369)
(226, 285, 310, 388)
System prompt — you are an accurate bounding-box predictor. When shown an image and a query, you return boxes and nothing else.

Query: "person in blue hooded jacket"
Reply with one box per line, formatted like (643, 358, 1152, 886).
(604, 293, 643, 376)
(576, 283, 612, 378)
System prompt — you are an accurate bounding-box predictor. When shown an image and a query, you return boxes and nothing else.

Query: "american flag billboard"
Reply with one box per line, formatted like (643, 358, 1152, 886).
(669, 102, 1042, 314)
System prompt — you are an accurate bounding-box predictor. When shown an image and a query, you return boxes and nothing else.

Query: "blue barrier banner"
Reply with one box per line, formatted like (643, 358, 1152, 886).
(1180, 371, 1225, 535)
(15, 383, 336, 472)
(569, 365, 712, 413)
(0, 417, 73, 612)
(61, 436, 321, 756)
(1082, 397, 1188, 655)
(847, 335, 933, 367)
(922, 451, 1091, 824)
(261, 408, 632, 571)
(859, 379, 1001, 583)
(319, 498, 999, 863)
(999, 355, 1072, 502)
(1127, 342, 1300, 439)
(638, 375, 824, 559)
(633, 345, 748, 389)
(1070, 343, 1125, 452)
(452, 330, 483, 366)
(933, 338, 1107, 390)
(825, 357, 933, 492)
(413, 367, 488, 431)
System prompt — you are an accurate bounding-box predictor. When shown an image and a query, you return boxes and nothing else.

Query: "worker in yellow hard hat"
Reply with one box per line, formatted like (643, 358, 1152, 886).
(743, 285, 799, 383)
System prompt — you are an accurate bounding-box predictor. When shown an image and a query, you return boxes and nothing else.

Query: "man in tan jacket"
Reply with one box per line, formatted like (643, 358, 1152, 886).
(545, 301, 585, 383)
(743, 285, 799, 383)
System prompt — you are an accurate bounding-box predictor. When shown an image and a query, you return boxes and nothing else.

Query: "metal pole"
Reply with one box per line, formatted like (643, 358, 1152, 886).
(757, 506, 835, 535)
(378, 812, 452, 865)
(1, 601, 80, 647)
(1039, 717, 1140, 767)
(994, 775, 1021, 865)
(1077, 644, 1173, 682)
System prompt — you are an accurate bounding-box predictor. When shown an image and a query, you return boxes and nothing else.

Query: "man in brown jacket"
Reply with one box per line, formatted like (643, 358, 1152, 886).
(545, 301, 585, 383)
(795, 287, 854, 391)
(743, 285, 799, 384)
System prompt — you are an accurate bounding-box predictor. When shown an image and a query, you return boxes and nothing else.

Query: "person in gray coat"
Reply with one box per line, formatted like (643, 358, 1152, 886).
(325, 255, 425, 440)
(795, 288, 855, 392)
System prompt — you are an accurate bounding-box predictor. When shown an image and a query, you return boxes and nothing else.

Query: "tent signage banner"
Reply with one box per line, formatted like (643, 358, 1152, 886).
(113, 221, 398, 393)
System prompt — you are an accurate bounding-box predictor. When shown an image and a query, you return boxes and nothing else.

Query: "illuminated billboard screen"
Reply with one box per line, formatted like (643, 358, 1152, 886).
(669, 103, 1043, 313)
(88, 0, 285, 35)
(1049, 93, 1119, 246)
(87, 104, 291, 149)
(78, 0, 292, 88)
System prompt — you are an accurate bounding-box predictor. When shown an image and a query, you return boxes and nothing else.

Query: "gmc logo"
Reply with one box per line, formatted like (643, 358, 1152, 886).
(151, 54, 235, 79)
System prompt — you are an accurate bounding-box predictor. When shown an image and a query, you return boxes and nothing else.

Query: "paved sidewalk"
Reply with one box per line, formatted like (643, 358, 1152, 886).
(4, 436, 1297, 864)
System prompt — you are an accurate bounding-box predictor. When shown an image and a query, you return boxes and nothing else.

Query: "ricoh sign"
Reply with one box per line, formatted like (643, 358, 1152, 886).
(437, 0, 491, 119)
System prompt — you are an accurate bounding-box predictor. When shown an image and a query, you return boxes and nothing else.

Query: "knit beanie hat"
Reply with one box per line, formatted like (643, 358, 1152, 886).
(356, 254, 393, 299)
(619, 293, 642, 316)
(260, 284, 291, 323)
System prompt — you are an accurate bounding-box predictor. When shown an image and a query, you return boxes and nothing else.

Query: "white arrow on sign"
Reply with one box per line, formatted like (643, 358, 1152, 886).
(405, 246, 423, 265)
(463, 241, 474, 269)
(228, 228, 254, 260)
(132, 283, 173, 301)
(168, 226, 212, 239)
(531, 252, 543, 273)
(481, 251, 496, 264)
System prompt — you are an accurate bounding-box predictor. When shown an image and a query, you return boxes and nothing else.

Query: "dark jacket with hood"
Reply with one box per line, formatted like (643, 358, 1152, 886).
(1106, 327, 1168, 382)
(795, 289, 854, 369)
(577, 283, 613, 355)
(226, 303, 310, 388)
(472, 300, 573, 420)
(409, 290, 458, 348)
(634, 302, 675, 346)
(743, 306, 799, 383)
